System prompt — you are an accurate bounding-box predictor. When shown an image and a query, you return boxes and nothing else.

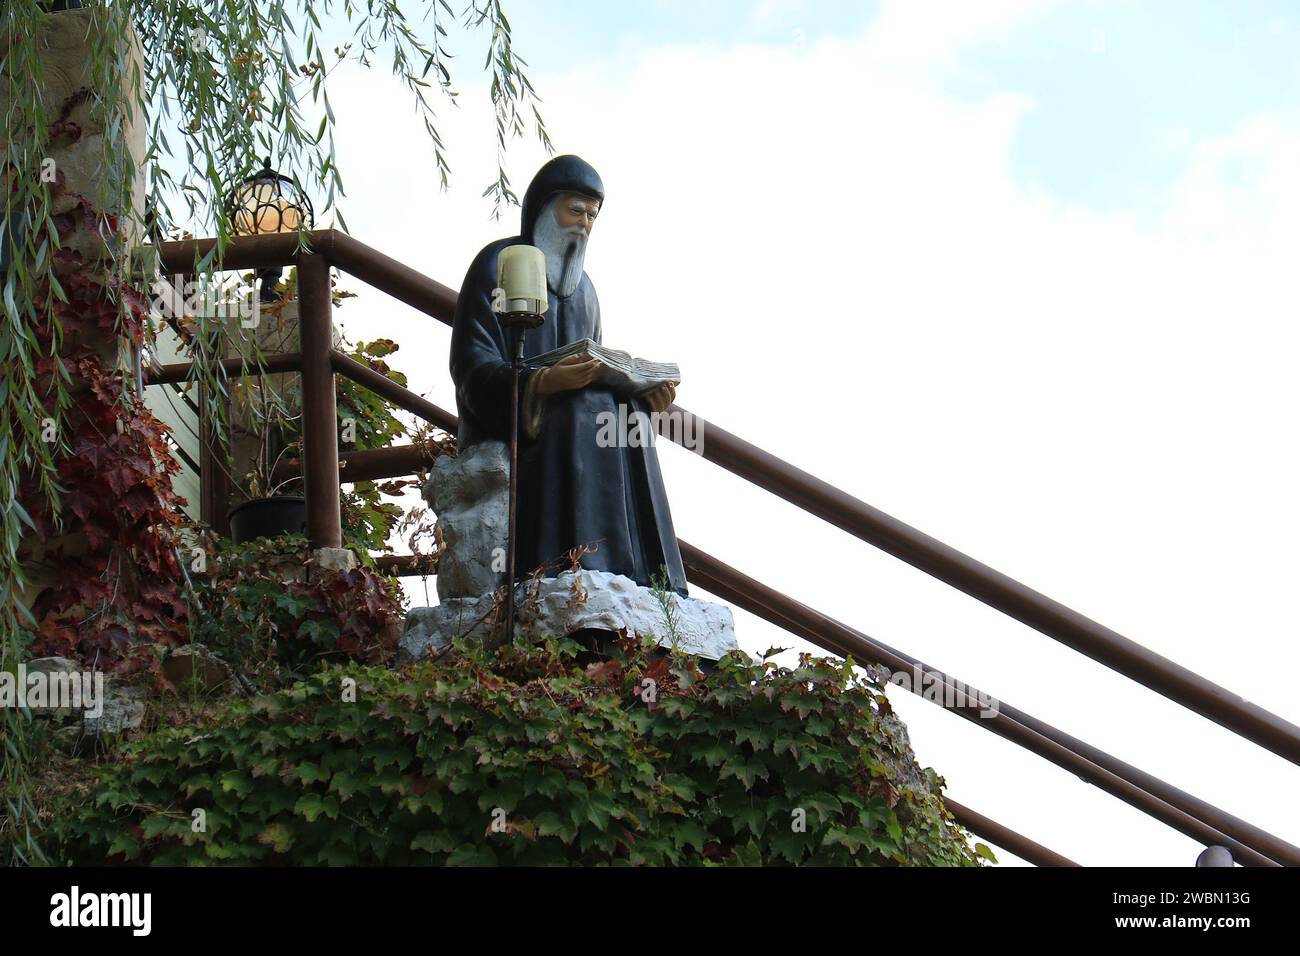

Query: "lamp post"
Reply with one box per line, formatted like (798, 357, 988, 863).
(493, 245, 548, 646)
(226, 158, 314, 301)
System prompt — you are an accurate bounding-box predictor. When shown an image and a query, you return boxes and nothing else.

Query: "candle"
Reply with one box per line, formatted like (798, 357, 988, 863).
(496, 244, 548, 316)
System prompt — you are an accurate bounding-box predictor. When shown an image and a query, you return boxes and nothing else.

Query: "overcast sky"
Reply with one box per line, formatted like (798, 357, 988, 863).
(274, 0, 1300, 866)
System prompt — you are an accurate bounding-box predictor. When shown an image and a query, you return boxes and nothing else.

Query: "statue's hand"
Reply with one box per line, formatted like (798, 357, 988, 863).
(644, 382, 677, 413)
(537, 355, 602, 396)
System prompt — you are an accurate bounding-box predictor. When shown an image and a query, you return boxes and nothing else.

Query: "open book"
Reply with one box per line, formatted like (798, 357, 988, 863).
(529, 338, 680, 396)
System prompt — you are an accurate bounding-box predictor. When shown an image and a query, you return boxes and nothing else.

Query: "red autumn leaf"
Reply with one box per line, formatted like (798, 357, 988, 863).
(585, 660, 623, 685)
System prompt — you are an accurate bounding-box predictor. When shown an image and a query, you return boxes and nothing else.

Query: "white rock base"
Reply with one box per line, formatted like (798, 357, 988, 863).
(400, 569, 737, 664)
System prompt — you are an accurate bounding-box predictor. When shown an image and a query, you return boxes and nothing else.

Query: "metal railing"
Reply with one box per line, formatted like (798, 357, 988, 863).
(148, 229, 1300, 866)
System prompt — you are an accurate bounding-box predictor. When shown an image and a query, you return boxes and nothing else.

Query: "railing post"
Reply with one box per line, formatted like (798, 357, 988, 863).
(198, 325, 232, 537)
(298, 252, 342, 549)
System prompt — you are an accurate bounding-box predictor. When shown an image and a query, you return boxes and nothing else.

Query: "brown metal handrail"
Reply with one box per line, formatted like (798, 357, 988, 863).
(943, 799, 1079, 868)
(152, 231, 1300, 864)
(145, 351, 303, 386)
(330, 350, 458, 432)
(274, 443, 437, 486)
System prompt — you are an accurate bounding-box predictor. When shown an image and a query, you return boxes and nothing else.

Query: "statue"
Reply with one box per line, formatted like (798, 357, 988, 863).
(401, 156, 736, 664)
(450, 155, 689, 596)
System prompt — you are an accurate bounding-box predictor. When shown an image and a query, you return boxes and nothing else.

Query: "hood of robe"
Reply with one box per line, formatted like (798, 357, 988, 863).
(520, 155, 605, 241)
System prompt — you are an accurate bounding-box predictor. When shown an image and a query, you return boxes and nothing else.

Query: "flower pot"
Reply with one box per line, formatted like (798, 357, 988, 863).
(227, 496, 308, 544)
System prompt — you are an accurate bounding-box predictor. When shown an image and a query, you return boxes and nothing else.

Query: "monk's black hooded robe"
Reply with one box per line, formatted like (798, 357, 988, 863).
(449, 155, 689, 596)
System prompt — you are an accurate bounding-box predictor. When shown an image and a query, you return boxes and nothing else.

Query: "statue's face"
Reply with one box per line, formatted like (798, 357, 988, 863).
(552, 192, 600, 235)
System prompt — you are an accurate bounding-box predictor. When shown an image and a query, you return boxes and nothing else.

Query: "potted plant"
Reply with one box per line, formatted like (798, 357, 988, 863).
(224, 270, 308, 543)
(226, 382, 308, 544)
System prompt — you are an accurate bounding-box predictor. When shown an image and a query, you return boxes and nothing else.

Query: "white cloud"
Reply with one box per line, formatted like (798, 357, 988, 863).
(751, 0, 806, 28)
(862, 0, 1055, 66)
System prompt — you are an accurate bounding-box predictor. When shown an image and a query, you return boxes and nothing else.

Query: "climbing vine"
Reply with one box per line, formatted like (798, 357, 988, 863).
(38, 638, 986, 867)
(337, 337, 416, 556)
(186, 533, 404, 685)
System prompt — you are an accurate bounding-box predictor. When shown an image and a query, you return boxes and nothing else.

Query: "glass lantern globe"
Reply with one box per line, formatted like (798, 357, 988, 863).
(226, 159, 314, 301)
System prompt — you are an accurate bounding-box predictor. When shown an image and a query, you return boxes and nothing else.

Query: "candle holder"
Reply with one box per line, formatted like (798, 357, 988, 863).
(493, 245, 548, 647)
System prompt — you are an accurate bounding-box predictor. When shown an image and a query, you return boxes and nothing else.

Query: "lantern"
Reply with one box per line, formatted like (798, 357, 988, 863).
(226, 158, 314, 301)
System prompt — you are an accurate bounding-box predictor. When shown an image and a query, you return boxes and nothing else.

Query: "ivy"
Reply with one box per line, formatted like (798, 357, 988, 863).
(186, 534, 405, 683)
(40, 638, 984, 867)
(12, 156, 190, 678)
(335, 338, 411, 557)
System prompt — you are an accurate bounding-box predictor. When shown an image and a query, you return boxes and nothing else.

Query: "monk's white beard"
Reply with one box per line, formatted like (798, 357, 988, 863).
(533, 203, 588, 297)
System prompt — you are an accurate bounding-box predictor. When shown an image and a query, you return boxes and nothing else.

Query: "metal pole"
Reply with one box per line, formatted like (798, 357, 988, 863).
(943, 798, 1080, 867)
(330, 350, 458, 430)
(271, 443, 439, 487)
(160, 230, 338, 274)
(298, 253, 341, 549)
(145, 351, 303, 386)
(502, 325, 524, 646)
(197, 325, 232, 538)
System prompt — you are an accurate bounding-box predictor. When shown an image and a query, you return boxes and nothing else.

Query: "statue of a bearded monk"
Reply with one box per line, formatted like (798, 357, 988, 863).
(449, 155, 689, 597)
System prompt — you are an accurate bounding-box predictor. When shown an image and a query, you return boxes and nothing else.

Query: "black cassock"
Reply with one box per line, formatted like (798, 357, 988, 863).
(449, 156, 688, 595)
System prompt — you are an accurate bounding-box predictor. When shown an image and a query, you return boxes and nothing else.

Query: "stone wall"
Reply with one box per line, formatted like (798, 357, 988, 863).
(0, 6, 148, 274)
(2, 7, 147, 612)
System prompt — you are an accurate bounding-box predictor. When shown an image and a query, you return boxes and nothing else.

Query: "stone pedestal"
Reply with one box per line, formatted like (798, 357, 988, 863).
(400, 568, 738, 663)
(400, 440, 738, 663)
(427, 442, 510, 602)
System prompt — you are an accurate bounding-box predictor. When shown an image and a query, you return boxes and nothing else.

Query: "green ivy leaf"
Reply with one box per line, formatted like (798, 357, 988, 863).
(446, 845, 497, 866)
(257, 823, 296, 854)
